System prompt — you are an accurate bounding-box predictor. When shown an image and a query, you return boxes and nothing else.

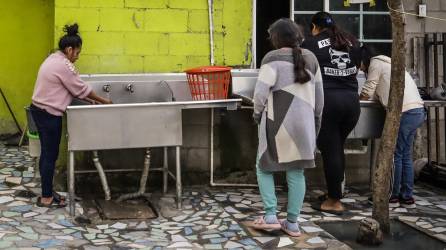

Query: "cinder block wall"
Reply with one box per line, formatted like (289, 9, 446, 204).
(53, 0, 253, 173)
(54, 0, 253, 73)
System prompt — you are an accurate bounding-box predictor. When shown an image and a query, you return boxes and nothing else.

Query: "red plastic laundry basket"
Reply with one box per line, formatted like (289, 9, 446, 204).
(185, 66, 232, 100)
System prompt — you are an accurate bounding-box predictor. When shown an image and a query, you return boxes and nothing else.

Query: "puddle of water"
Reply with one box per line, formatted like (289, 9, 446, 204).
(318, 220, 446, 250)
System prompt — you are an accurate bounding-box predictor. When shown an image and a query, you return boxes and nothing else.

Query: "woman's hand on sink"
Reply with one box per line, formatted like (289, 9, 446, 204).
(87, 91, 113, 104)
(359, 93, 370, 100)
(101, 98, 113, 104)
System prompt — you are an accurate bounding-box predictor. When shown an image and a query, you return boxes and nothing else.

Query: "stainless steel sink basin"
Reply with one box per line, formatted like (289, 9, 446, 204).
(351, 101, 385, 139)
(68, 77, 240, 150)
(230, 73, 386, 139)
(66, 73, 242, 216)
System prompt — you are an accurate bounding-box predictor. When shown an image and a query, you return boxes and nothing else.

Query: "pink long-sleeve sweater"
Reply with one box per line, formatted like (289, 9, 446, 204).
(32, 51, 92, 116)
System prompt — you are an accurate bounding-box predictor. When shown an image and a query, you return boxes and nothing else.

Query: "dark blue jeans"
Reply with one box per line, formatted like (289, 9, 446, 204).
(30, 104, 62, 198)
(391, 107, 426, 199)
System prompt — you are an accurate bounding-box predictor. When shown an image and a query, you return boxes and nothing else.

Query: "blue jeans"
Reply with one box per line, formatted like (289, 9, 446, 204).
(30, 104, 62, 198)
(391, 107, 426, 199)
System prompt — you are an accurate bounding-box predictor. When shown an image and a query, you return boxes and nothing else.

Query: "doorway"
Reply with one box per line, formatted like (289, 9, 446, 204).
(255, 0, 290, 67)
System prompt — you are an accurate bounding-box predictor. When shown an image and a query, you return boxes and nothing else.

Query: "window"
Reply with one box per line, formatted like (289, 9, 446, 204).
(292, 0, 392, 56)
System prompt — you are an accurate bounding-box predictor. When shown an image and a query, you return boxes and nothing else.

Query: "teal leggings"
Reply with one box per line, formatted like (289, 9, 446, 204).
(256, 166, 306, 223)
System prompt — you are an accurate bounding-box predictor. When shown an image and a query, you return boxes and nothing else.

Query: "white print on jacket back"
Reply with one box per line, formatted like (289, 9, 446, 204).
(318, 38, 331, 49)
(323, 48, 357, 77)
(329, 48, 351, 69)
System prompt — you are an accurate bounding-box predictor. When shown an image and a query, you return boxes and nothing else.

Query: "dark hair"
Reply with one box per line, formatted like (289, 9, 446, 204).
(360, 45, 379, 73)
(268, 18, 310, 84)
(311, 12, 358, 51)
(58, 23, 82, 51)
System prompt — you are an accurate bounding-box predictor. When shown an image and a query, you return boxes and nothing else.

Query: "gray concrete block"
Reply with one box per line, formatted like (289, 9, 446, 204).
(182, 125, 210, 148)
(403, 0, 419, 11)
(182, 109, 210, 125)
(425, 12, 446, 32)
(441, 0, 446, 10)
(185, 148, 209, 171)
(406, 15, 423, 33)
(426, 0, 441, 11)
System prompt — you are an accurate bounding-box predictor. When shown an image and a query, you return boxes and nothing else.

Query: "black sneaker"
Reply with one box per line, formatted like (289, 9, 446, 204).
(400, 197, 416, 209)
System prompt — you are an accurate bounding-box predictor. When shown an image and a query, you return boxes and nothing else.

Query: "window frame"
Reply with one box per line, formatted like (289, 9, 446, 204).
(290, 0, 392, 44)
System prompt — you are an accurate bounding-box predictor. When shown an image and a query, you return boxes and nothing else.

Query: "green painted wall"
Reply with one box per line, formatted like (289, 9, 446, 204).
(0, 0, 55, 134)
(0, 0, 252, 132)
(53, 0, 252, 169)
(55, 0, 253, 73)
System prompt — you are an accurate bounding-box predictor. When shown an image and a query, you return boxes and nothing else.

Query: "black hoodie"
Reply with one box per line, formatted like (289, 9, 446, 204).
(302, 31, 360, 91)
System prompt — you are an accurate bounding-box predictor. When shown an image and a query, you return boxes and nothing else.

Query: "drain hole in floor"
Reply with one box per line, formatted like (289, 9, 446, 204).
(95, 198, 158, 220)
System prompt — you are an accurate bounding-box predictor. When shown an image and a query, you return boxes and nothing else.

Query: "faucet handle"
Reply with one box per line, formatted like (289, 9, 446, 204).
(103, 84, 111, 93)
(126, 83, 134, 93)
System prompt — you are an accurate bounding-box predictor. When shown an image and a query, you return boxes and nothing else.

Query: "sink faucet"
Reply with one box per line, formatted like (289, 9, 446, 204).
(126, 83, 134, 93)
(160, 80, 175, 101)
(102, 84, 111, 93)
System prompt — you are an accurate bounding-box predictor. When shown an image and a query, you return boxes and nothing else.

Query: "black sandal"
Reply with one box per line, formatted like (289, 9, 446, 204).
(36, 196, 66, 208)
(53, 191, 66, 203)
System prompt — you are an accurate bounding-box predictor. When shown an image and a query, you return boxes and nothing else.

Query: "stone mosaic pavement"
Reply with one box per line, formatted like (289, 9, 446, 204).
(0, 143, 445, 249)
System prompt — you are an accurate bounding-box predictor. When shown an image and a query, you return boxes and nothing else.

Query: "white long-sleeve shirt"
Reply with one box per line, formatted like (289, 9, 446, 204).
(360, 55, 423, 112)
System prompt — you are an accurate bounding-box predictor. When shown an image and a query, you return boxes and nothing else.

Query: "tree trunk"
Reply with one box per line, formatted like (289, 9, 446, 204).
(372, 0, 406, 234)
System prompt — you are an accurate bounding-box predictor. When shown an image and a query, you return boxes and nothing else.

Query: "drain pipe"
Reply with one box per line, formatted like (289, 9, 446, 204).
(116, 148, 151, 202)
(208, 0, 215, 65)
(92, 151, 111, 200)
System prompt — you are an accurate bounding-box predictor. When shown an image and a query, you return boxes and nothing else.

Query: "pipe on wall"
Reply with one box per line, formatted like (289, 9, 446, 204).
(208, 0, 215, 66)
(252, 0, 257, 68)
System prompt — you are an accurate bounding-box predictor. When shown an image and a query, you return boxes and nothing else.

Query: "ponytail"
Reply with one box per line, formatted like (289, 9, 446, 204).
(311, 12, 358, 51)
(292, 46, 310, 84)
(268, 18, 310, 84)
(326, 25, 357, 51)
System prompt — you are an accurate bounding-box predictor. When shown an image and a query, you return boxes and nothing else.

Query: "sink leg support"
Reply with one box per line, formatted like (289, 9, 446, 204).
(116, 148, 151, 202)
(176, 146, 182, 209)
(68, 151, 75, 216)
(163, 147, 168, 194)
(92, 151, 111, 200)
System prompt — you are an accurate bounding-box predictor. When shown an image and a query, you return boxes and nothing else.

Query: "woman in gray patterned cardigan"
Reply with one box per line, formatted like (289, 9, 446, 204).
(251, 18, 324, 237)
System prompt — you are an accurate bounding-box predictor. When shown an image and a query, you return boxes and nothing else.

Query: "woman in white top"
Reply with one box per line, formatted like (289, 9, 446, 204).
(359, 45, 425, 209)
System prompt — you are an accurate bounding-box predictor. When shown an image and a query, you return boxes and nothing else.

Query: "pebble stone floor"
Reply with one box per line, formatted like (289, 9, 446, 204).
(0, 142, 445, 250)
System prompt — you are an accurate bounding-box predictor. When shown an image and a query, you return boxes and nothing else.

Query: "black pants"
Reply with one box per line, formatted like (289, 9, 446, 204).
(30, 104, 62, 198)
(317, 89, 360, 200)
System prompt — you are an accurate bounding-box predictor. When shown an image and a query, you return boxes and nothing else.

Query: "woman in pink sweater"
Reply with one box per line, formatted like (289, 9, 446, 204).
(30, 24, 111, 208)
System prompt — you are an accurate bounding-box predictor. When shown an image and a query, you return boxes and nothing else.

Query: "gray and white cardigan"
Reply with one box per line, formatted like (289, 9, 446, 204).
(253, 48, 324, 171)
